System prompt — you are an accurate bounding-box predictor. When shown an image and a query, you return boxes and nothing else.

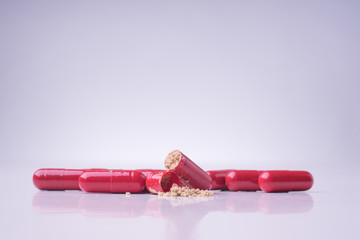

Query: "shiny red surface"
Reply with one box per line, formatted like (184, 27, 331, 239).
(136, 169, 166, 178)
(78, 170, 145, 193)
(136, 169, 167, 192)
(33, 168, 86, 190)
(145, 171, 181, 193)
(258, 170, 314, 192)
(225, 170, 262, 191)
(206, 170, 232, 190)
(167, 150, 212, 190)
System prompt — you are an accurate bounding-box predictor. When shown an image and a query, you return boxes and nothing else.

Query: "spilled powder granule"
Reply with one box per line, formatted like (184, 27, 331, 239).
(165, 150, 181, 170)
(158, 184, 214, 197)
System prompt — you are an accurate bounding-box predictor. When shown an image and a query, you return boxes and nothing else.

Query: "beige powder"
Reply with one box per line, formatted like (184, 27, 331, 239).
(158, 184, 214, 197)
(165, 150, 181, 170)
(148, 187, 157, 194)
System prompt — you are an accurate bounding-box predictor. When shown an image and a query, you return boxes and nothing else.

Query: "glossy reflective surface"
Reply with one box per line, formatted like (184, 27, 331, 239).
(146, 171, 181, 193)
(169, 150, 212, 190)
(225, 170, 262, 191)
(33, 169, 85, 190)
(2, 167, 360, 240)
(79, 170, 145, 193)
(259, 170, 314, 192)
(206, 170, 231, 190)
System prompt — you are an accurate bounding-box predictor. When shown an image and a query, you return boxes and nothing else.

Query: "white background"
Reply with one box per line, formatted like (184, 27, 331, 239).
(1, 1, 359, 239)
(1, 0, 359, 170)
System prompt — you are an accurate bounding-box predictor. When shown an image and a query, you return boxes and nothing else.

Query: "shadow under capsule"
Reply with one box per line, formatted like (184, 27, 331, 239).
(78, 193, 149, 217)
(32, 190, 314, 218)
(258, 192, 314, 214)
(32, 190, 84, 214)
(32, 190, 151, 217)
(226, 191, 264, 213)
(145, 195, 215, 240)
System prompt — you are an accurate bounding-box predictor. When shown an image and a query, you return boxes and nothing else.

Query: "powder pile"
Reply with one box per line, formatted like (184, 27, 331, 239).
(158, 184, 214, 197)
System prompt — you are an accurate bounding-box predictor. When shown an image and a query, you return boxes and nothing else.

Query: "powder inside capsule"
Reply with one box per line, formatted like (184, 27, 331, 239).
(160, 174, 171, 191)
(165, 150, 181, 170)
(158, 184, 214, 197)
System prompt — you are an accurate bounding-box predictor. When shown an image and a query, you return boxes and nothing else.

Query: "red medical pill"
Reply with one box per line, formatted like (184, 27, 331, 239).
(135, 169, 166, 192)
(145, 171, 181, 194)
(225, 170, 262, 191)
(165, 150, 211, 190)
(258, 170, 314, 192)
(79, 170, 145, 193)
(206, 170, 232, 190)
(33, 168, 86, 190)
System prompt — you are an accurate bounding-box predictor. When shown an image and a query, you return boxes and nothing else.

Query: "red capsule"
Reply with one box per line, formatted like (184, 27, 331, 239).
(258, 170, 314, 192)
(33, 168, 86, 190)
(165, 150, 211, 190)
(206, 170, 232, 190)
(136, 169, 167, 192)
(84, 168, 109, 172)
(225, 170, 262, 191)
(146, 171, 181, 194)
(79, 170, 145, 193)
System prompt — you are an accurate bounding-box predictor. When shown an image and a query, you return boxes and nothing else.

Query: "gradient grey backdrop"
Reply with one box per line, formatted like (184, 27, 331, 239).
(1, 0, 359, 173)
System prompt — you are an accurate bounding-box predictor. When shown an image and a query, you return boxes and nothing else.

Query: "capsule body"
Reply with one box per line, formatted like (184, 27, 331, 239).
(79, 170, 145, 193)
(206, 170, 232, 190)
(165, 150, 211, 190)
(258, 170, 313, 192)
(225, 170, 262, 191)
(33, 168, 86, 190)
(146, 171, 181, 194)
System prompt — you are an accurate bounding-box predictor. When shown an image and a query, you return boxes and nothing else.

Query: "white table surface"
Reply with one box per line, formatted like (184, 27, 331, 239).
(1, 166, 359, 240)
